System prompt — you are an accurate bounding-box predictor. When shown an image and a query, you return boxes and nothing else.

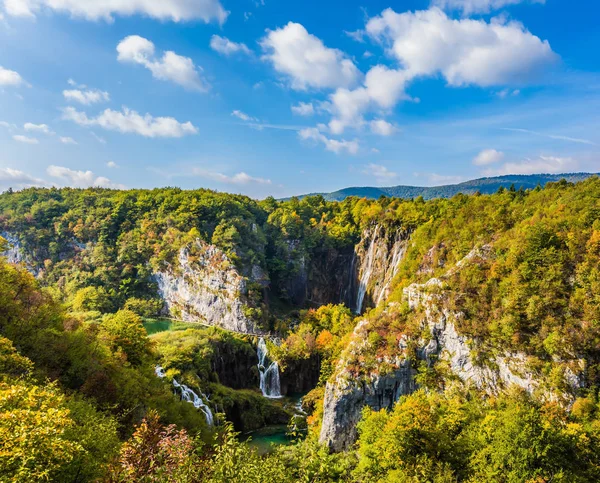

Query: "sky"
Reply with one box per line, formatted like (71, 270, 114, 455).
(0, 0, 599, 198)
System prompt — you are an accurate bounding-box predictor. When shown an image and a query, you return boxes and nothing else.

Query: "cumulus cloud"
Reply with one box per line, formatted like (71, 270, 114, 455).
(210, 35, 252, 56)
(485, 155, 577, 176)
(298, 127, 359, 155)
(117, 35, 209, 92)
(291, 102, 315, 116)
(0, 66, 24, 87)
(433, 0, 545, 15)
(370, 119, 397, 136)
(473, 148, 504, 165)
(363, 163, 398, 183)
(260, 22, 361, 90)
(231, 110, 258, 122)
(63, 88, 110, 105)
(323, 7, 556, 135)
(193, 168, 271, 185)
(13, 134, 38, 144)
(106, 161, 118, 168)
(47, 165, 125, 188)
(62, 106, 198, 138)
(0, 167, 46, 190)
(3, 0, 229, 24)
(24, 122, 53, 134)
(328, 65, 412, 134)
(366, 8, 556, 87)
(59, 136, 77, 144)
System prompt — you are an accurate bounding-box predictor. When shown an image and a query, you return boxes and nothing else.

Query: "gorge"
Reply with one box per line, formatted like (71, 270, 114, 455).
(2, 179, 600, 481)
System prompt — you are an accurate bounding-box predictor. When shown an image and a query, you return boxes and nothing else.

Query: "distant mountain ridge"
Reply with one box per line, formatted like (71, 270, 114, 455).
(290, 173, 599, 201)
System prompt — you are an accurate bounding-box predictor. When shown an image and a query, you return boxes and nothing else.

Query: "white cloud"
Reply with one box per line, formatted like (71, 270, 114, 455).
(473, 148, 504, 165)
(0, 167, 46, 190)
(59, 136, 77, 145)
(0, 121, 17, 131)
(298, 127, 359, 155)
(13, 134, 38, 144)
(328, 65, 412, 133)
(24, 122, 53, 134)
(91, 132, 106, 144)
(210, 35, 252, 56)
(0, 66, 24, 87)
(231, 110, 258, 122)
(117, 35, 208, 92)
(370, 119, 397, 136)
(344, 30, 365, 42)
(363, 163, 397, 183)
(497, 88, 520, 98)
(62, 106, 198, 138)
(366, 8, 556, 87)
(260, 22, 361, 90)
(485, 155, 577, 176)
(3, 0, 229, 24)
(46, 165, 125, 188)
(291, 102, 315, 116)
(501, 128, 596, 146)
(321, 7, 557, 135)
(433, 0, 545, 15)
(106, 161, 118, 168)
(63, 88, 109, 105)
(193, 168, 271, 185)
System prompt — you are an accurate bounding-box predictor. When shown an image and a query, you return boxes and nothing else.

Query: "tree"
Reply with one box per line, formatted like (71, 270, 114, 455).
(101, 310, 151, 366)
(0, 381, 82, 482)
(113, 410, 198, 483)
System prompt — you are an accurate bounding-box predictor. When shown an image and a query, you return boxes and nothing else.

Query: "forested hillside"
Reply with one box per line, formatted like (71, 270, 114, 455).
(3, 178, 600, 481)
(294, 172, 597, 201)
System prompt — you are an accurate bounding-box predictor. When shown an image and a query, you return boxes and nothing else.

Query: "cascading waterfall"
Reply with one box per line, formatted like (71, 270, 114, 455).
(355, 225, 380, 314)
(155, 365, 214, 426)
(376, 234, 407, 306)
(257, 338, 282, 398)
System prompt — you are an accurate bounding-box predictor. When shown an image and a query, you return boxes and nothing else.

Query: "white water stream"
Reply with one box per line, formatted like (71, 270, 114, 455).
(257, 338, 282, 398)
(155, 365, 214, 425)
(355, 225, 380, 314)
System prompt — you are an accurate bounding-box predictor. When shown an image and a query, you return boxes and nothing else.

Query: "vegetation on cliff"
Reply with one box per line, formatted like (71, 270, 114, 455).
(3, 178, 600, 481)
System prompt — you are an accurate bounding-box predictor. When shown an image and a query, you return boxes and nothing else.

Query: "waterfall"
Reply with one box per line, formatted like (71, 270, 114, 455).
(155, 365, 214, 426)
(376, 234, 407, 306)
(257, 338, 282, 399)
(355, 226, 380, 314)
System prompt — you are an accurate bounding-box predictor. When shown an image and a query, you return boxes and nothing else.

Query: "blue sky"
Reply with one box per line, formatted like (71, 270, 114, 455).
(0, 0, 599, 198)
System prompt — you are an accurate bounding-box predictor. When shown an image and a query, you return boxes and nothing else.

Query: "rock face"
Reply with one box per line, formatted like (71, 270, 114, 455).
(280, 243, 356, 308)
(319, 245, 585, 452)
(1, 232, 26, 265)
(155, 240, 264, 335)
(320, 321, 417, 451)
(279, 224, 410, 312)
(280, 355, 321, 395)
(352, 225, 410, 314)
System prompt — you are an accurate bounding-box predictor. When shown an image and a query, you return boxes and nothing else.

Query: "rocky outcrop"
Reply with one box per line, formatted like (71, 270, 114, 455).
(319, 245, 585, 452)
(1, 232, 26, 265)
(320, 328, 417, 451)
(155, 240, 265, 335)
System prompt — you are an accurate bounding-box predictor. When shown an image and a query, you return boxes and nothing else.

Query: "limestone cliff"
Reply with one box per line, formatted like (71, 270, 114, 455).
(319, 245, 586, 452)
(352, 225, 410, 314)
(1, 232, 26, 265)
(155, 240, 265, 335)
